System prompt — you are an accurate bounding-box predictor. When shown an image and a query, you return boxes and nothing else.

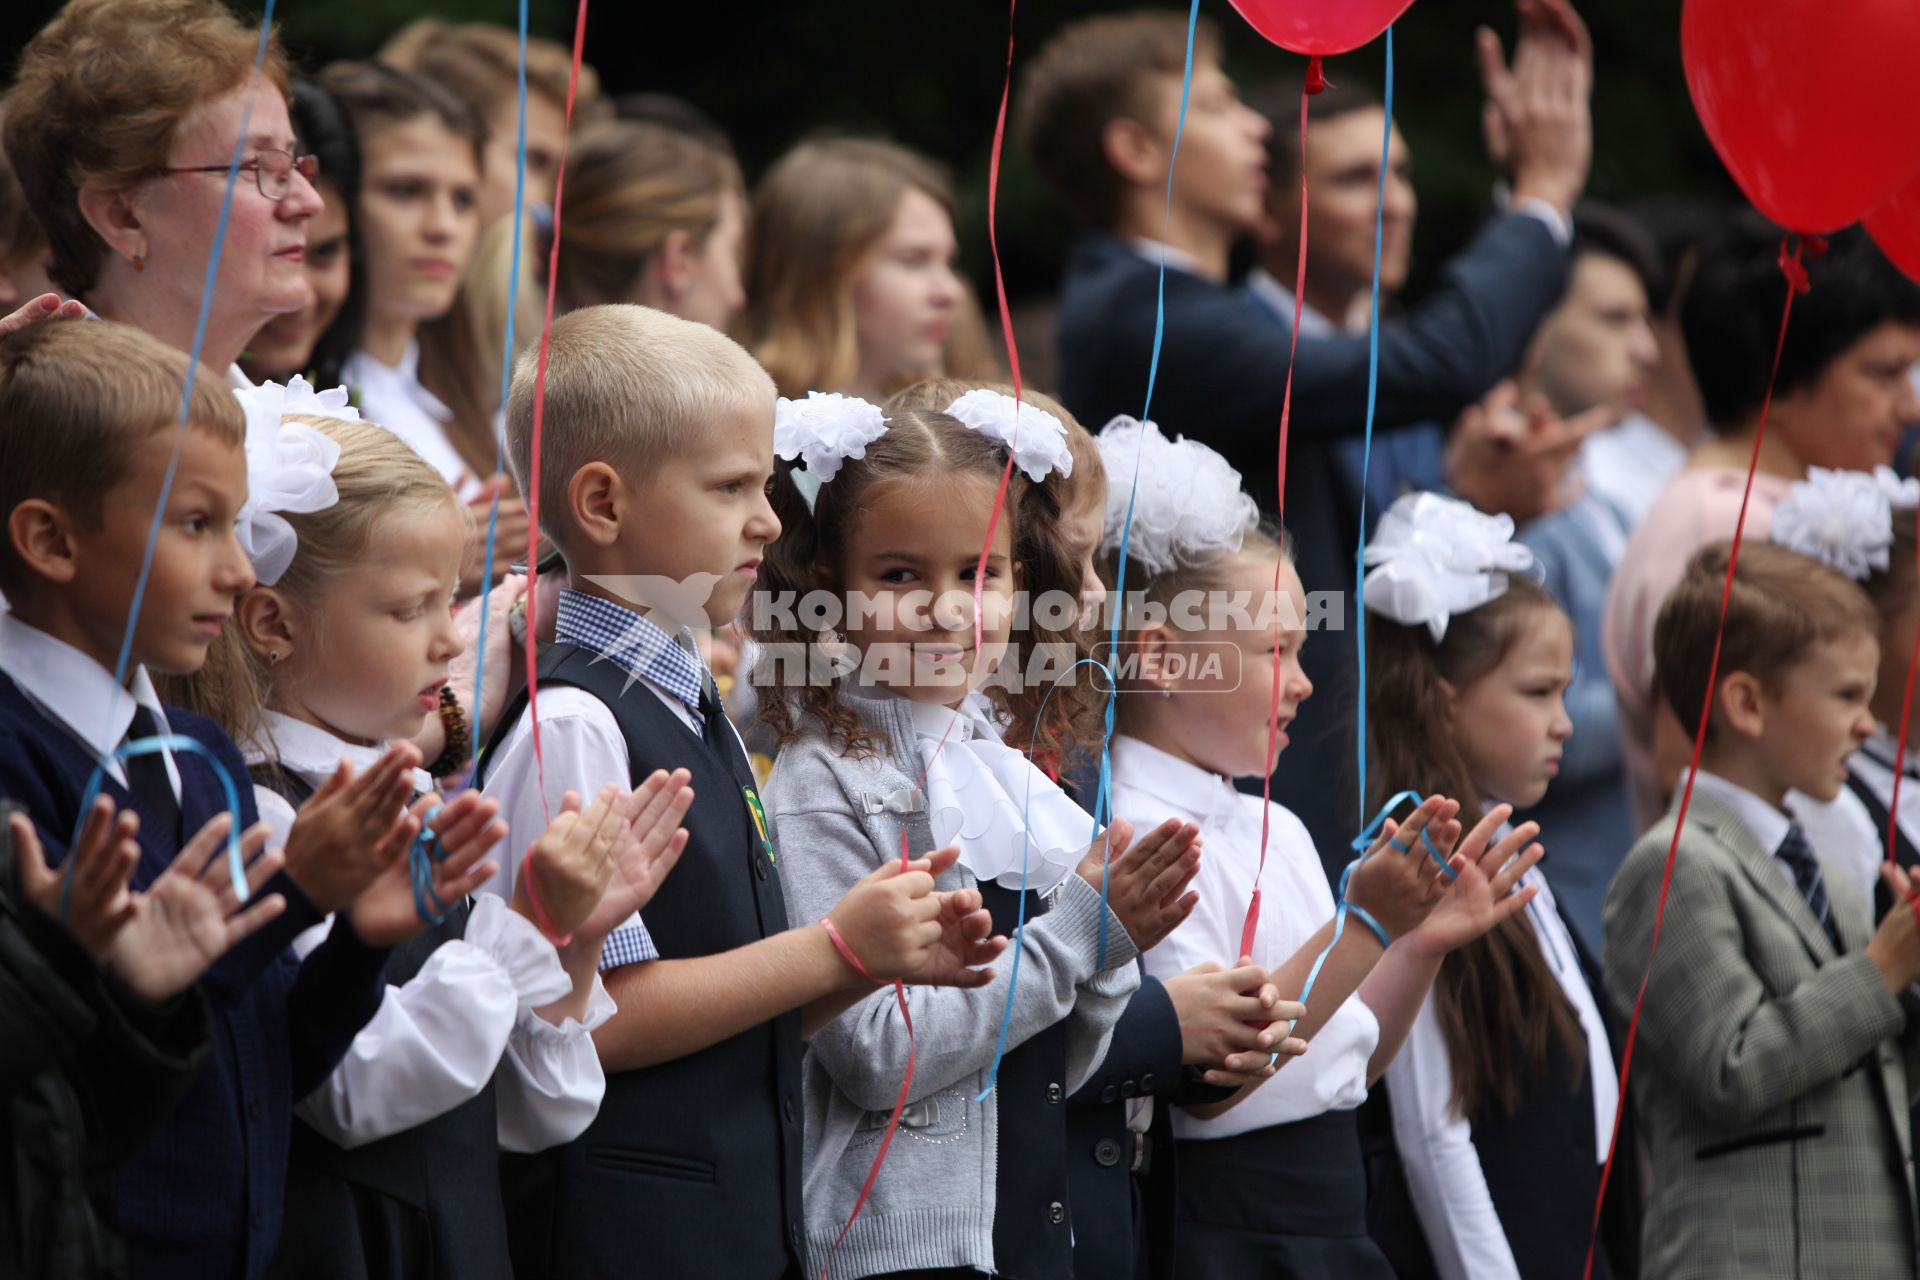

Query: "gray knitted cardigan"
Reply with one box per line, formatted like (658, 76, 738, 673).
(764, 689, 1139, 1280)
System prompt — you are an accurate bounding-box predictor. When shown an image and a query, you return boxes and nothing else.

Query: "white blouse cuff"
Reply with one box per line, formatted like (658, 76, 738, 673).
(515, 970, 618, 1043)
(464, 891, 575, 1009)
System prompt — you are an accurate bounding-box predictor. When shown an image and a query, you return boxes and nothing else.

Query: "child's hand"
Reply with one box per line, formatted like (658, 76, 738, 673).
(1404, 806, 1542, 958)
(1163, 958, 1304, 1082)
(1868, 864, 1920, 991)
(448, 573, 528, 738)
(898, 849, 1009, 988)
(282, 745, 423, 912)
(1344, 796, 1464, 941)
(515, 786, 626, 940)
(567, 771, 695, 946)
(344, 793, 504, 948)
(1077, 817, 1202, 952)
(105, 815, 288, 1001)
(12, 799, 140, 958)
(824, 850, 946, 982)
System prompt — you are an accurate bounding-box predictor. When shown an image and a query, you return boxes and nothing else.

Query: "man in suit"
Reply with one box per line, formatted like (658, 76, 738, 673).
(1018, 4, 1594, 868)
(1606, 541, 1920, 1279)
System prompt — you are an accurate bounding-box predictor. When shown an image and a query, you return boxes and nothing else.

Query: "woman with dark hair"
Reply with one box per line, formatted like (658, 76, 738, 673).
(240, 78, 362, 388)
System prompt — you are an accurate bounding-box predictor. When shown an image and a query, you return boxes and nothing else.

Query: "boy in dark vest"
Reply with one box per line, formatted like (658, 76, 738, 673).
(481, 303, 1005, 1280)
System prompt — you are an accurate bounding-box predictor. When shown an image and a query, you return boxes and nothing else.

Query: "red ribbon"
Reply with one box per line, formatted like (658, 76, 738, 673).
(1241, 68, 1316, 961)
(520, 0, 590, 821)
(1582, 234, 1808, 1280)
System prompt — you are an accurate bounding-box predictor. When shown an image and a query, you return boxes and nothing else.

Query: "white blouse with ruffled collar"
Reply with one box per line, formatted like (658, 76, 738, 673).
(904, 691, 1098, 897)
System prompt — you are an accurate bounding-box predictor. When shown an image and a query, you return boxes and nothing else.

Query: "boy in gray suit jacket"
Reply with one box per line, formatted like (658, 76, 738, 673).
(1605, 540, 1920, 1280)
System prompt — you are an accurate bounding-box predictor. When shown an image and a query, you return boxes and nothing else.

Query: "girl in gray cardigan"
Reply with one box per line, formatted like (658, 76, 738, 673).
(756, 394, 1203, 1279)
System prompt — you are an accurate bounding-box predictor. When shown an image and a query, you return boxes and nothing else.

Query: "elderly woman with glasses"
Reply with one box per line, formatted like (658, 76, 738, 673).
(3, 0, 322, 386)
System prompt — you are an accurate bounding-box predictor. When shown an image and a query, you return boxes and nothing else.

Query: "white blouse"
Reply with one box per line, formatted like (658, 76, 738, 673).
(1791, 727, 1906, 928)
(906, 691, 1096, 896)
(342, 340, 479, 496)
(249, 710, 613, 1152)
(1384, 864, 1617, 1280)
(1111, 735, 1380, 1142)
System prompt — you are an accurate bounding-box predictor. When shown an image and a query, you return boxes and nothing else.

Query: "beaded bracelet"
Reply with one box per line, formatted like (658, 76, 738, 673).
(427, 684, 471, 779)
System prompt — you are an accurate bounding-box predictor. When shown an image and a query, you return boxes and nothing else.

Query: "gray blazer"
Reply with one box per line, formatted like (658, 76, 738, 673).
(1603, 787, 1920, 1279)
(764, 690, 1139, 1280)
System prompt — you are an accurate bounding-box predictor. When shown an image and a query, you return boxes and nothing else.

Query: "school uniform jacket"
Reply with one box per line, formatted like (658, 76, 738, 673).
(1603, 787, 1920, 1280)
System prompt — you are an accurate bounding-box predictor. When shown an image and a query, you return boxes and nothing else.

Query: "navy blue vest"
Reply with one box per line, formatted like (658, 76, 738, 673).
(478, 642, 804, 1279)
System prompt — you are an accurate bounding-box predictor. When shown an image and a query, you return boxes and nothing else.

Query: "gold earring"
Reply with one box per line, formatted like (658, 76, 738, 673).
(132, 253, 144, 273)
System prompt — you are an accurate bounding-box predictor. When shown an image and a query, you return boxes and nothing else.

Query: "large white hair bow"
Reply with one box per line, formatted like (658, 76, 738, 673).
(1095, 416, 1258, 575)
(773, 391, 889, 511)
(1770, 465, 1916, 581)
(945, 389, 1074, 483)
(231, 376, 354, 585)
(1362, 492, 1535, 642)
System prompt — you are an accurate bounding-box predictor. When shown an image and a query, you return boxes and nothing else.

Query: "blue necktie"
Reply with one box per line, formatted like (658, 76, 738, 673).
(1776, 824, 1838, 947)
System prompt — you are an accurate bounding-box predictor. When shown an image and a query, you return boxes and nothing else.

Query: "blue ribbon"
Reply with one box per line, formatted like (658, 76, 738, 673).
(466, 0, 532, 768)
(1291, 783, 1450, 1031)
(1353, 26, 1395, 827)
(978, 655, 1115, 1100)
(1089, 0, 1203, 973)
(73, 1, 278, 917)
(65, 734, 250, 921)
(409, 804, 451, 925)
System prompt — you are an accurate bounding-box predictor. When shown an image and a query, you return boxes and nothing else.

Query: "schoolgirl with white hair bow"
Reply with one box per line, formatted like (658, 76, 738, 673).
(754, 387, 1207, 1280)
(1094, 429, 1539, 1280)
(1362, 490, 1634, 1280)
(173, 378, 695, 1280)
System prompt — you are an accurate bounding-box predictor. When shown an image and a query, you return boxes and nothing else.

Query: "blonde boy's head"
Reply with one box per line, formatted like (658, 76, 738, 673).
(505, 303, 775, 550)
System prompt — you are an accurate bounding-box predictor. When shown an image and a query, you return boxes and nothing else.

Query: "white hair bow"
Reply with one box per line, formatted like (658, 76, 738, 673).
(1362, 492, 1535, 642)
(1094, 416, 1258, 575)
(946, 389, 1074, 483)
(1771, 465, 1914, 581)
(231, 376, 355, 585)
(773, 391, 889, 511)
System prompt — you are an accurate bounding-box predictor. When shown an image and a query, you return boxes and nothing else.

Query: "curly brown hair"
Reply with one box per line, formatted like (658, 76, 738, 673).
(753, 407, 1098, 760)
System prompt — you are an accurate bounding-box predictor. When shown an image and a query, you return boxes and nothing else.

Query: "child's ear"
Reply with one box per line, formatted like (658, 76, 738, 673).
(1435, 676, 1458, 729)
(75, 182, 145, 272)
(1101, 115, 1167, 191)
(1716, 671, 1766, 740)
(8, 499, 80, 586)
(236, 588, 298, 664)
(568, 462, 623, 548)
(1133, 618, 1175, 694)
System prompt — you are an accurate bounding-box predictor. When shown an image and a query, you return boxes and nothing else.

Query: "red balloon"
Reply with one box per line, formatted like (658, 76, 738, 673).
(1866, 177, 1920, 284)
(1227, 0, 1413, 57)
(1683, 0, 1920, 233)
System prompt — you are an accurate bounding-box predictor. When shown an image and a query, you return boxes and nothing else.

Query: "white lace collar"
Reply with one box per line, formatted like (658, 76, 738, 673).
(904, 691, 1098, 896)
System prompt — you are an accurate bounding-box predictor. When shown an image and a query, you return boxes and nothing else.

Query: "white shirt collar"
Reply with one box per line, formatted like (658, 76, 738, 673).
(904, 691, 1096, 895)
(0, 611, 176, 790)
(1689, 768, 1795, 856)
(1244, 268, 1345, 338)
(248, 708, 435, 796)
(1108, 734, 1243, 827)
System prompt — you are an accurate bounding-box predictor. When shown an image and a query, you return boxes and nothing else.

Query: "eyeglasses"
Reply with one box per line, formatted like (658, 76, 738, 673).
(158, 149, 319, 201)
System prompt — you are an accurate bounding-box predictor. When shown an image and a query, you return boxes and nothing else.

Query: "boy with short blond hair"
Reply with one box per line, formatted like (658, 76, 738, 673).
(482, 303, 999, 1280)
(1606, 540, 1920, 1279)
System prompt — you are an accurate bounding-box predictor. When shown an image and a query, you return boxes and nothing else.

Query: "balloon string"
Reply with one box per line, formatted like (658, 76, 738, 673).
(1354, 24, 1394, 833)
(1889, 502, 1920, 927)
(67, 0, 277, 912)
(466, 0, 531, 767)
(64, 736, 251, 921)
(1241, 51, 1326, 960)
(1098, 0, 1202, 975)
(1582, 236, 1807, 1280)
(521, 0, 590, 824)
